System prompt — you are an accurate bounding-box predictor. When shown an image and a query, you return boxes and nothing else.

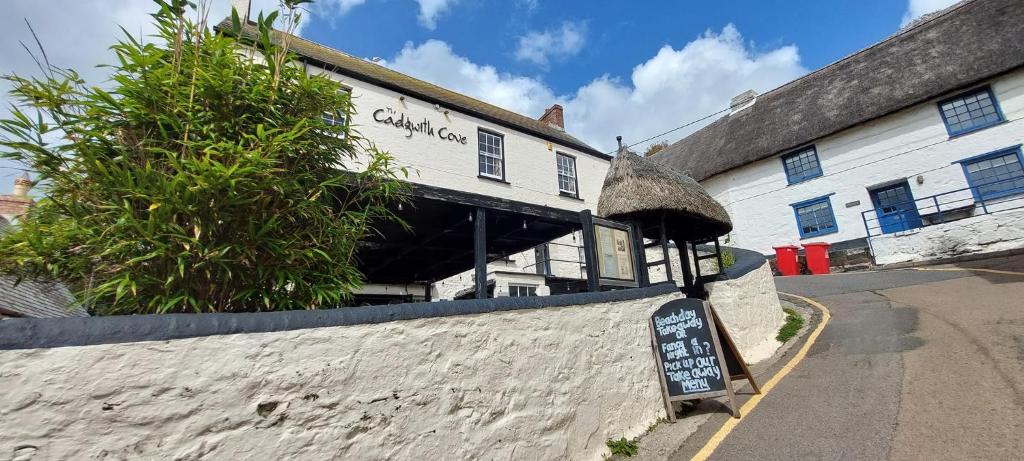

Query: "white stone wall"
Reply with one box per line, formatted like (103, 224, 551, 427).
(870, 207, 1024, 265)
(0, 291, 682, 461)
(702, 68, 1024, 254)
(704, 262, 787, 364)
(308, 66, 610, 212)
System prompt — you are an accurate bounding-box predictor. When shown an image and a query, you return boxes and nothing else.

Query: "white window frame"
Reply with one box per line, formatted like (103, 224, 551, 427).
(556, 152, 578, 197)
(478, 129, 505, 181)
(508, 284, 537, 297)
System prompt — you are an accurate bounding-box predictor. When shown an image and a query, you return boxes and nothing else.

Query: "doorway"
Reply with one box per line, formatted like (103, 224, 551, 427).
(869, 180, 922, 234)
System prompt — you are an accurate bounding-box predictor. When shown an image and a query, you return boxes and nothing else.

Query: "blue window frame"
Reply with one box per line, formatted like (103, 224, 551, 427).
(791, 194, 838, 238)
(937, 86, 1005, 137)
(956, 145, 1024, 201)
(781, 146, 822, 184)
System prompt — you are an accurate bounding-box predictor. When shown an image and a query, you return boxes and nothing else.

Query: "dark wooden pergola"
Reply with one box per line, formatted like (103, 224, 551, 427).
(356, 182, 585, 299)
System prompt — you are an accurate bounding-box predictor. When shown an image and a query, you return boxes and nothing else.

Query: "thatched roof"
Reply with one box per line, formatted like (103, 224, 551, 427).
(654, 0, 1024, 181)
(597, 147, 732, 241)
(217, 19, 608, 160)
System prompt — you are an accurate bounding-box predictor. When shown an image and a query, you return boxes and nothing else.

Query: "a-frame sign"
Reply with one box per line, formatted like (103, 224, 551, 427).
(649, 298, 759, 421)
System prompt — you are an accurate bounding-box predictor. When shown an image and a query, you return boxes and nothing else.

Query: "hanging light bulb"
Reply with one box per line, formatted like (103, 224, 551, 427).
(522, 219, 527, 230)
(397, 203, 403, 211)
(468, 212, 473, 222)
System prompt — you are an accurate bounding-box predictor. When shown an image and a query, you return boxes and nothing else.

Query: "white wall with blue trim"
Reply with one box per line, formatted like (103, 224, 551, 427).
(701, 68, 1024, 255)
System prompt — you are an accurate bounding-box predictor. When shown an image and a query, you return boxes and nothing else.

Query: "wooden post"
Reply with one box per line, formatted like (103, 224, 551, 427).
(474, 207, 487, 299)
(660, 213, 673, 282)
(678, 245, 694, 293)
(631, 221, 650, 287)
(579, 210, 600, 292)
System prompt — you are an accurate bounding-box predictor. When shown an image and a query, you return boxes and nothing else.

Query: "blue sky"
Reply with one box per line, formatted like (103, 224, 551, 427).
(0, 0, 958, 193)
(303, 0, 904, 96)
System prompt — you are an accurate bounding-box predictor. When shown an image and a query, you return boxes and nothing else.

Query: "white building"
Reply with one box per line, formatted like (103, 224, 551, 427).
(225, 11, 613, 302)
(655, 0, 1024, 266)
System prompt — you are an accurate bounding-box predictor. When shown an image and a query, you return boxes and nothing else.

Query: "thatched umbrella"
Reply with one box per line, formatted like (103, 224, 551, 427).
(597, 145, 732, 241)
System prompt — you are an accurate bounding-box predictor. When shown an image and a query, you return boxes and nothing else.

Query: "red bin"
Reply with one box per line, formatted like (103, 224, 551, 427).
(802, 242, 832, 275)
(773, 245, 800, 276)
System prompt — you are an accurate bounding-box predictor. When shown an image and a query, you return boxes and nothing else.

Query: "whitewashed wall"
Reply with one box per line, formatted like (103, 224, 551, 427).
(0, 291, 681, 461)
(704, 263, 786, 363)
(308, 66, 610, 212)
(702, 68, 1024, 254)
(871, 206, 1024, 265)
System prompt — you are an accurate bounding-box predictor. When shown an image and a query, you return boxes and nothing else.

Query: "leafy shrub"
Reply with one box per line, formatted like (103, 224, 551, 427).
(0, 0, 407, 314)
(606, 437, 638, 457)
(776, 308, 805, 342)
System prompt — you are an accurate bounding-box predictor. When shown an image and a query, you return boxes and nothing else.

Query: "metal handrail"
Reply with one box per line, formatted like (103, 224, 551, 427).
(861, 175, 1024, 237)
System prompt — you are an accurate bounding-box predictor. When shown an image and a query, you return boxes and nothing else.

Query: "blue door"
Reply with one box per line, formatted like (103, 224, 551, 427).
(870, 181, 922, 234)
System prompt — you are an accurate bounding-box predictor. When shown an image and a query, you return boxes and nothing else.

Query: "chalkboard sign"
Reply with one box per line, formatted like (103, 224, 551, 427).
(649, 298, 741, 420)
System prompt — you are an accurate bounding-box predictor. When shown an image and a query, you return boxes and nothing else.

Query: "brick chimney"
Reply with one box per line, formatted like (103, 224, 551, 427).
(538, 104, 564, 131)
(0, 174, 33, 221)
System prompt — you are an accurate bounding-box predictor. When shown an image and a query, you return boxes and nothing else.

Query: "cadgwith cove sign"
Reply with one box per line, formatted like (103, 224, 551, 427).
(372, 107, 469, 145)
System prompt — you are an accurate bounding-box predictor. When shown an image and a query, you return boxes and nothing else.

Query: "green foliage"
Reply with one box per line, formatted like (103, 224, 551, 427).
(645, 416, 668, 434)
(606, 437, 638, 457)
(776, 308, 805, 343)
(720, 248, 735, 269)
(0, 0, 408, 314)
(643, 140, 669, 157)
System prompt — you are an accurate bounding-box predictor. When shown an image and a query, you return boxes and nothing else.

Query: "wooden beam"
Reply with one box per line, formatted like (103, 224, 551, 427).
(365, 218, 470, 273)
(579, 210, 600, 292)
(411, 182, 581, 223)
(660, 213, 674, 282)
(631, 221, 650, 287)
(474, 207, 487, 299)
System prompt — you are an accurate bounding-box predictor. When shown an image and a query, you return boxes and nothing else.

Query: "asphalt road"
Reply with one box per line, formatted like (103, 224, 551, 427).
(674, 255, 1024, 460)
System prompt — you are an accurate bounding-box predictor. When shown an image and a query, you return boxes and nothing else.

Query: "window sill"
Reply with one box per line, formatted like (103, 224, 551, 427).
(478, 175, 511, 185)
(799, 228, 838, 240)
(785, 173, 823, 186)
(947, 119, 1008, 139)
(559, 192, 583, 201)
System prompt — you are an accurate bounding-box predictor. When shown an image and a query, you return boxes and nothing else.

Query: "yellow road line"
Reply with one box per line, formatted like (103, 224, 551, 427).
(690, 292, 831, 461)
(911, 266, 1024, 276)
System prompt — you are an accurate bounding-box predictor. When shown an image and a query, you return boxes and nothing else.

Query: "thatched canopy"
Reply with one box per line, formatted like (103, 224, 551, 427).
(597, 147, 732, 241)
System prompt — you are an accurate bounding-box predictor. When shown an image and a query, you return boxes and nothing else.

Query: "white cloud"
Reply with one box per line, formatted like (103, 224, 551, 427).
(387, 40, 557, 116)
(515, 21, 587, 67)
(0, 0, 310, 192)
(415, 0, 457, 30)
(387, 25, 805, 154)
(901, 0, 960, 27)
(319, 0, 369, 15)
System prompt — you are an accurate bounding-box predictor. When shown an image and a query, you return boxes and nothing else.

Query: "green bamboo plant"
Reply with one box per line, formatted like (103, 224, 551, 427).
(0, 0, 409, 314)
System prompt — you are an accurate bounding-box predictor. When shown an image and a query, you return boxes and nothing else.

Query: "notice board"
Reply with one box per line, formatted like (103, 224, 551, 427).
(649, 298, 751, 420)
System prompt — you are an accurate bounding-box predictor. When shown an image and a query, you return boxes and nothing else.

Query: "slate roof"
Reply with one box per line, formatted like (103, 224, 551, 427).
(654, 0, 1024, 181)
(217, 19, 608, 160)
(0, 277, 87, 318)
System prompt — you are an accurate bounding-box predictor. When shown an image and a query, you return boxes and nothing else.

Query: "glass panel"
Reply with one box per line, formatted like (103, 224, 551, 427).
(795, 198, 836, 235)
(595, 225, 634, 281)
(478, 131, 504, 178)
(966, 151, 1024, 199)
(783, 147, 822, 182)
(941, 89, 1003, 134)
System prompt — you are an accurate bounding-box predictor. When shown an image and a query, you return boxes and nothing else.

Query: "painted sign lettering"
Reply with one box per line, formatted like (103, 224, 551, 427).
(372, 107, 468, 145)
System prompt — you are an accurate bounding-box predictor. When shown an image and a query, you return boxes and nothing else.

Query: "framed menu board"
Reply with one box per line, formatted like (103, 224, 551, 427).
(592, 217, 639, 287)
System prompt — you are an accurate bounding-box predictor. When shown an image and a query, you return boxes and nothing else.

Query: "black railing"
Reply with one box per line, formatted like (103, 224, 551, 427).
(861, 176, 1024, 237)
(519, 240, 587, 280)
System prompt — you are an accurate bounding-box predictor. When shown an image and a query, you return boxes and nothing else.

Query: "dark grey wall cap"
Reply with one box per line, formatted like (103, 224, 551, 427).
(0, 283, 680, 351)
(695, 246, 767, 281)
